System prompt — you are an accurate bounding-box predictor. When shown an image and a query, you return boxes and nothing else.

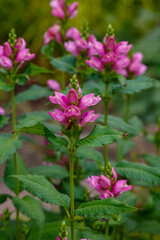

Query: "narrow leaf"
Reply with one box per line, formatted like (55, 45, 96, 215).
(25, 63, 54, 76)
(50, 55, 76, 73)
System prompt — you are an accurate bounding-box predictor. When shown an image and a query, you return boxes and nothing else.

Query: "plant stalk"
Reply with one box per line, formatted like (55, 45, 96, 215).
(125, 94, 131, 123)
(105, 220, 109, 240)
(11, 87, 20, 240)
(69, 130, 75, 240)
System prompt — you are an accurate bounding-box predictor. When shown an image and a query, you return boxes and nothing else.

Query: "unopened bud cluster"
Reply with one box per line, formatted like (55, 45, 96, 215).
(8, 28, 17, 48)
(58, 221, 68, 240)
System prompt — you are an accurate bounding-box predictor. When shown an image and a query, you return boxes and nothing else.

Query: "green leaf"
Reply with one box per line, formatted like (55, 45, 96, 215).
(29, 164, 69, 179)
(0, 116, 9, 129)
(12, 175, 70, 208)
(118, 192, 137, 206)
(12, 195, 45, 225)
(25, 63, 54, 76)
(129, 116, 143, 136)
(4, 154, 28, 193)
(14, 85, 50, 104)
(75, 148, 104, 165)
(0, 194, 12, 204)
(74, 198, 137, 219)
(16, 111, 50, 129)
(97, 114, 134, 135)
(0, 78, 14, 91)
(50, 55, 76, 73)
(0, 136, 22, 164)
(78, 124, 123, 147)
(142, 154, 160, 168)
(16, 122, 68, 147)
(115, 76, 158, 94)
(117, 139, 135, 160)
(116, 161, 160, 185)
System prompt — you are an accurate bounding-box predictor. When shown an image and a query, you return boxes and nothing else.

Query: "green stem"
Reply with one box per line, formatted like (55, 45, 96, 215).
(149, 233, 154, 240)
(125, 94, 131, 123)
(69, 131, 75, 240)
(111, 225, 116, 240)
(104, 83, 109, 168)
(105, 220, 109, 240)
(5, 223, 14, 240)
(11, 87, 20, 240)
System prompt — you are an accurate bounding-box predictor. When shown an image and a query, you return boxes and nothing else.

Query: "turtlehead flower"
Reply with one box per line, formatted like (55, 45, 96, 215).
(0, 107, 5, 115)
(87, 167, 132, 199)
(47, 79, 61, 91)
(0, 38, 35, 71)
(86, 34, 132, 76)
(43, 24, 62, 45)
(128, 52, 147, 77)
(50, 0, 78, 20)
(48, 83, 101, 128)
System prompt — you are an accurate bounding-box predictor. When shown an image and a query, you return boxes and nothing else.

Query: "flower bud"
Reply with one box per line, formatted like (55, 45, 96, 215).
(0, 56, 13, 69)
(0, 107, 5, 115)
(67, 88, 79, 104)
(47, 79, 61, 91)
(3, 42, 12, 56)
(106, 35, 116, 51)
(15, 38, 26, 50)
(67, 2, 78, 19)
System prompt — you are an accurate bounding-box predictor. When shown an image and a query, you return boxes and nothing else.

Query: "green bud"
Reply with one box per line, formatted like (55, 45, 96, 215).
(81, 19, 90, 40)
(106, 24, 115, 38)
(8, 28, 17, 48)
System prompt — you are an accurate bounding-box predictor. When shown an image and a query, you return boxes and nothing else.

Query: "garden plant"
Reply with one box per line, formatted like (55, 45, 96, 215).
(0, 0, 160, 240)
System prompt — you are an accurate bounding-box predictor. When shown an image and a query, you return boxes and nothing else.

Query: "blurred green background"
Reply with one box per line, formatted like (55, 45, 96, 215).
(0, 0, 160, 122)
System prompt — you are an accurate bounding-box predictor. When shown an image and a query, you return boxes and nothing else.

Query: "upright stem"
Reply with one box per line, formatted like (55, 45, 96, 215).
(104, 83, 109, 168)
(69, 131, 75, 240)
(104, 83, 109, 239)
(149, 233, 154, 240)
(11, 87, 20, 240)
(125, 94, 131, 123)
(105, 221, 109, 240)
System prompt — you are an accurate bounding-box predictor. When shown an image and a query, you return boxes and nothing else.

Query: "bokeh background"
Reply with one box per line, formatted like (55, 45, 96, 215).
(0, 0, 160, 122)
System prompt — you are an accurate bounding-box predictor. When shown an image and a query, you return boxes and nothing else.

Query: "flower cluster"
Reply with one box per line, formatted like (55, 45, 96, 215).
(0, 107, 5, 115)
(48, 76, 101, 128)
(50, 0, 78, 20)
(64, 27, 88, 56)
(0, 38, 35, 70)
(86, 34, 132, 76)
(127, 52, 147, 77)
(87, 167, 132, 199)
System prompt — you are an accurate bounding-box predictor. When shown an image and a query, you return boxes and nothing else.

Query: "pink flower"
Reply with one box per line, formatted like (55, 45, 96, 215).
(106, 35, 116, 51)
(132, 52, 143, 62)
(114, 41, 132, 56)
(88, 38, 105, 57)
(0, 56, 13, 69)
(112, 180, 132, 198)
(51, 2, 65, 19)
(3, 42, 12, 56)
(111, 167, 117, 182)
(78, 93, 101, 111)
(64, 41, 79, 56)
(49, 109, 68, 126)
(49, 92, 69, 109)
(66, 28, 81, 41)
(76, 39, 88, 52)
(0, 46, 5, 56)
(64, 105, 81, 119)
(47, 79, 61, 91)
(86, 57, 105, 71)
(100, 190, 114, 199)
(15, 38, 26, 50)
(78, 110, 99, 127)
(97, 175, 111, 188)
(44, 24, 62, 45)
(67, 2, 78, 19)
(128, 52, 147, 77)
(87, 176, 103, 193)
(0, 107, 5, 115)
(68, 88, 79, 104)
(102, 51, 116, 65)
(15, 48, 35, 62)
(56, 236, 60, 240)
(115, 68, 128, 77)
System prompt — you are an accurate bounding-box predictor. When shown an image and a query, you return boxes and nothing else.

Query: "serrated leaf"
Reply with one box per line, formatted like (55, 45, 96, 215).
(118, 192, 137, 206)
(12, 195, 45, 225)
(129, 116, 143, 135)
(25, 63, 54, 76)
(97, 114, 134, 135)
(0, 116, 9, 129)
(0, 136, 22, 164)
(4, 154, 28, 193)
(16, 111, 50, 129)
(115, 76, 158, 94)
(75, 148, 104, 165)
(12, 175, 70, 208)
(50, 55, 76, 73)
(78, 124, 123, 147)
(74, 198, 136, 219)
(0, 78, 14, 91)
(29, 164, 69, 179)
(15, 122, 68, 147)
(142, 154, 160, 168)
(14, 85, 50, 104)
(0, 194, 12, 204)
(116, 161, 160, 185)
